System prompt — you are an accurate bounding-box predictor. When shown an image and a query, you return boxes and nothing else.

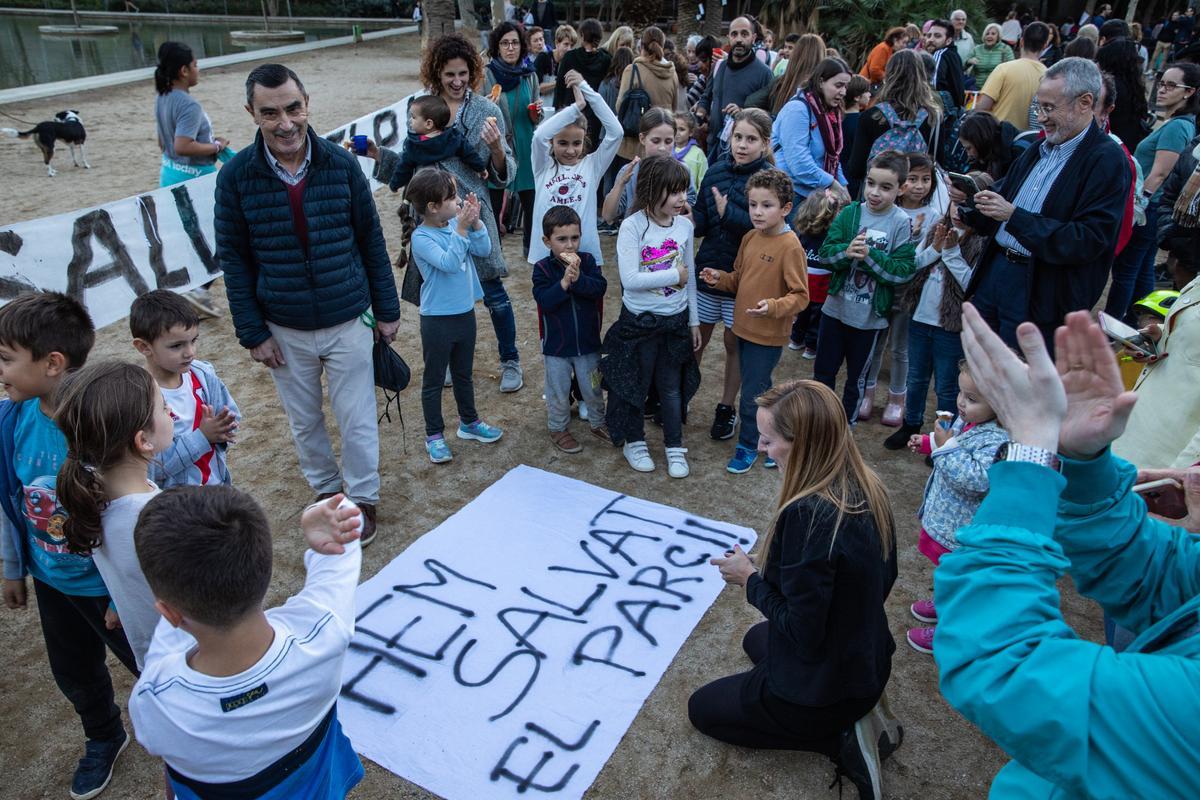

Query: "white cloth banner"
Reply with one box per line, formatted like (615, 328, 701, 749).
(0, 99, 408, 329)
(337, 465, 757, 799)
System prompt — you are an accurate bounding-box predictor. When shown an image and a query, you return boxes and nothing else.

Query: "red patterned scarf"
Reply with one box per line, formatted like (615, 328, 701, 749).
(802, 89, 843, 177)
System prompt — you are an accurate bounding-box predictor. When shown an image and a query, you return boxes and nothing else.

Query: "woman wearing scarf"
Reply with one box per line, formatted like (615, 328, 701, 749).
(483, 21, 542, 256)
(771, 58, 851, 206)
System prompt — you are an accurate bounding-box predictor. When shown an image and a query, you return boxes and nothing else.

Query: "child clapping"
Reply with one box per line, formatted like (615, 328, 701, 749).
(701, 169, 809, 474)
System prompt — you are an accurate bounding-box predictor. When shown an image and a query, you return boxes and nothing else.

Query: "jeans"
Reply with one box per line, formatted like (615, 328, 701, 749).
(33, 578, 138, 742)
(480, 277, 520, 363)
(736, 338, 782, 450)
(420, 311, 478, 436)
(904, 320, 965, 427)
(607, 331, 685, 447)
(1105, 203, 1160, 326)
(972, 250, 1031, 348)
(790, 301, 823, 350)
(865, 311, 910, 394)
(545, 352, 606, 432)
(687, 622, 875, 754)
(267, 317, 380, 504)
(813, 314, 883, 422)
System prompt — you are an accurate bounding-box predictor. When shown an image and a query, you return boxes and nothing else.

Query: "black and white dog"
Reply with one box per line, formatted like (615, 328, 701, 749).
(2, 110, 91, 177)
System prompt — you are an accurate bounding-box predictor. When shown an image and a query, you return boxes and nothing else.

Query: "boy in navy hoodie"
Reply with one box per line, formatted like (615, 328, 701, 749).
(531, 206, 609, 453)
(0, 292, 137, 800)
(387, 95, 490, 191)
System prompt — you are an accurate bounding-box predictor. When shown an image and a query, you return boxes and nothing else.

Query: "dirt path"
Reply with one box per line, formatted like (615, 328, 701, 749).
(0, 33, 1103, 799)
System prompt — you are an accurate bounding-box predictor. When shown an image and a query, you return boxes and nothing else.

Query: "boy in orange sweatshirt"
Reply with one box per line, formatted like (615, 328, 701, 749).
(701, 168, 809, 473)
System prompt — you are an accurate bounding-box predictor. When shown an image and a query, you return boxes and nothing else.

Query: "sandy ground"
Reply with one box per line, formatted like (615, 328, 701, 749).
(0, 33, 1104, 800)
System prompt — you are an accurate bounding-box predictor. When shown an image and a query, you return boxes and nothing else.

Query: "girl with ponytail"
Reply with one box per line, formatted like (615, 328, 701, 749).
(56, 361, 175, 669)
(155, 40, 231, 188)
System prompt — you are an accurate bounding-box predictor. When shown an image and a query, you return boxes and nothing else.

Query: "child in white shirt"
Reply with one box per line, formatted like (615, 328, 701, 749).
(129, 488, 364, 799)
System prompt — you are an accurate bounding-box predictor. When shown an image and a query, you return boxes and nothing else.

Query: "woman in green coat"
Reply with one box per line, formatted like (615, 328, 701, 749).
(966, 23, 1014, 87)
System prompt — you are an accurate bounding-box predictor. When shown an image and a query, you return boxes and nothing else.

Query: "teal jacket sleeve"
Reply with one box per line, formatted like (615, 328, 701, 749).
(935, 460, 1200, 799)
(1055, 450, 1200, 634)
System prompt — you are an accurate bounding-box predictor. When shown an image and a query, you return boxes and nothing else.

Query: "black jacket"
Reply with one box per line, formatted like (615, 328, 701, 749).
(552, 47, 613, 152)
(745, 495, 897, 707)
(962, 122, 1131, 331)
(935, 45, 965, 110)
(530, 252, 607, 357)
(692, 152, 776, 298)
(387, 128, 489, 192)
(526, 0, 556, 35)
(215, 128, 400, 349)
(1157, 133, 1200, 266)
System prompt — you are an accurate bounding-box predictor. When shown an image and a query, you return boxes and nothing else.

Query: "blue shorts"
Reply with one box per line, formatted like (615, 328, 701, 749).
(697, 291, 735, 327)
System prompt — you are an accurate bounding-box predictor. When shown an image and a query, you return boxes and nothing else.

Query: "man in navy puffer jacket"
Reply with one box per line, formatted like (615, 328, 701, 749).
(215, 63, 400, 546)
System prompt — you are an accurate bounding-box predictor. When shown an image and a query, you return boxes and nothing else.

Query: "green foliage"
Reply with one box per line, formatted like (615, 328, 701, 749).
(810, 0, 989, 68)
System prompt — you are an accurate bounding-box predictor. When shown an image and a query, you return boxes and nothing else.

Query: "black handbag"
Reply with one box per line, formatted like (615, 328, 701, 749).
(372, 339, 410, 427)
(618, 65, 651, 137)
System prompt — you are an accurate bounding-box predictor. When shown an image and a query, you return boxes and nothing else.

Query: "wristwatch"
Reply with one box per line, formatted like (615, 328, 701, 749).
(993, 441, 1062, 472)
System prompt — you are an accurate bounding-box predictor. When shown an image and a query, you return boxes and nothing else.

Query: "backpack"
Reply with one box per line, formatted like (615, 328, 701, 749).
(618, 65, 652, 137)
(870, 102, 930, 159)
(934, 90, 970, 173)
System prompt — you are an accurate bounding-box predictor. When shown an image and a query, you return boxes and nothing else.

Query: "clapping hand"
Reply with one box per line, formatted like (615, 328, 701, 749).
(846, 232, 869, 260)
(711, 186, 729, 218)
(559, 252, 580, 289)
(302, 494, 363, 556)
(1054, 311, 1139, 460)
(931, 221, 949, 252)
(456, 193, 482, 234)
(912, 212, 927, 239)
(199, 404, 238, 444)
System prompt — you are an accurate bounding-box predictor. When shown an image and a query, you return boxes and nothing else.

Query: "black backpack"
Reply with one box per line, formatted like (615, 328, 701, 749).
(618, 65, 651, 137)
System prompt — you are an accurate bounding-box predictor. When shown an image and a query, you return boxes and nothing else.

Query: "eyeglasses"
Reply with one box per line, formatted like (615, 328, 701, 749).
(499, 39, 521, 48)
(1032, 93, 1087, 117)
(1160, 81, 1194, 91)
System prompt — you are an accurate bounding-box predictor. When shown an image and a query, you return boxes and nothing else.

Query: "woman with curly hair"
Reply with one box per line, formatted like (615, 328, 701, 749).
(371, 32, 525, 392)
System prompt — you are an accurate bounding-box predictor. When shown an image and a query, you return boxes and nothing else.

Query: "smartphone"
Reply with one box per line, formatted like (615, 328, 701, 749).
(1134, 478, 1188, 519)
(948, 172, 979, 201)
(1098, 311, 1157, 358)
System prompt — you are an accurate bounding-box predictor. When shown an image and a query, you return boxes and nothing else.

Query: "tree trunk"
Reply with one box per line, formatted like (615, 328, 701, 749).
(456, 0, 480, 42)
(677, 0, 701, 38)
(423, 0, 458, 46)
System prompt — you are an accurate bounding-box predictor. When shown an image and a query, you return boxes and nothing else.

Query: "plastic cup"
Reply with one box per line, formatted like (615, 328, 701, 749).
(351, 135, 369, 156)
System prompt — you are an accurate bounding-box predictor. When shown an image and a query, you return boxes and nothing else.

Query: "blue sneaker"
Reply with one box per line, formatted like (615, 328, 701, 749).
(426, 436, 453, 463)
(457, 419, 503, 443)
(764, 456, 777, 469)
(726, 446, 757, 474)
(70, 728, 129, 800)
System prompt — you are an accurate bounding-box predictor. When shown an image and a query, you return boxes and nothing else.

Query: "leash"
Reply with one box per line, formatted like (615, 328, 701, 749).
(0, 109, 38, 126)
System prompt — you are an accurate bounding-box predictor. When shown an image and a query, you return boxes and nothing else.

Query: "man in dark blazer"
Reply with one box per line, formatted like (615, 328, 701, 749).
(924, 18, 965, 109)
(957, 57, 1131, 351)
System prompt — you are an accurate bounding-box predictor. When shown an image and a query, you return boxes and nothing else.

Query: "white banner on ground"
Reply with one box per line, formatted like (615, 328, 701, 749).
(0, 99, 408, 329)
(337, 465, 757, 800)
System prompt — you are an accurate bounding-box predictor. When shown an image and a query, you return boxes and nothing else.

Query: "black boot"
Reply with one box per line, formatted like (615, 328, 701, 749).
(883, 423, 921, 450)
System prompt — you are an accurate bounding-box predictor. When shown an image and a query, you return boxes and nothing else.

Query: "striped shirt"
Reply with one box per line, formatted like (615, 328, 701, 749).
(263, 137, 312, 186)
(994, 124, 1090, 256)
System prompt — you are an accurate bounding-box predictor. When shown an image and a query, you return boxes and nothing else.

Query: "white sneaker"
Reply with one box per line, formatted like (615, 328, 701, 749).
(578, 401, 589, 421)
(665, 447, 689, 478)
(622, 441, 654, 472)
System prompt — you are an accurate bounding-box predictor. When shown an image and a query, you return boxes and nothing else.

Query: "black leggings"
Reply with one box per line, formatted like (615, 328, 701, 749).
(687, 622, 875, 756)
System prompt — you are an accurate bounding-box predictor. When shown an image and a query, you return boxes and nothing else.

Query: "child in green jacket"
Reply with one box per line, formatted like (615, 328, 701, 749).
(814, 150, 918, 421)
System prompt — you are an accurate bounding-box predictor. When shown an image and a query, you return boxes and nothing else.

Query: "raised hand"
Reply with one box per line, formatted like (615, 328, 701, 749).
(711, 186, 729, 218)
(960, 303, 1065, 454)
(302, 494, 363, 555)
(1054, 311, 1139, 460)
(199, 405, 238, 444)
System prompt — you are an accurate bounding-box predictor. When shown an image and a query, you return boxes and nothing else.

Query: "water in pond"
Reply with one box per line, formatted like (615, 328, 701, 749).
(0, 14, 366, 90)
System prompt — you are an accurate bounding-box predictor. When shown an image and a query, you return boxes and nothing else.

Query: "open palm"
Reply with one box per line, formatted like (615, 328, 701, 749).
(1054, 312, 1138, 460)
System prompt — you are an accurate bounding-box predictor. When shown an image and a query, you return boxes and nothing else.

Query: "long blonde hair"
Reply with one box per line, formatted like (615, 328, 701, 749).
(603, 25, 634, 56)
(771, 33, 826, 115)
(754, 380, 895, 569)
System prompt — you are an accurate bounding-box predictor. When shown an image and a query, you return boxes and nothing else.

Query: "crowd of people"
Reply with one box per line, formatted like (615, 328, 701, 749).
(4, 5, 1200, 800)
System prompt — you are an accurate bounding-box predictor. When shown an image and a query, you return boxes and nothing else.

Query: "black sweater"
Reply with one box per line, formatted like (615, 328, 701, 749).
(744, 495, 897, 707)
(553, 47, 613, 154)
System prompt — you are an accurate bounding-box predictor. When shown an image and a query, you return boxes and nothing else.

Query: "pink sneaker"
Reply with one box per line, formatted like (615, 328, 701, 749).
(907, 627, 935, 654)
(910, 598, 937, 623)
